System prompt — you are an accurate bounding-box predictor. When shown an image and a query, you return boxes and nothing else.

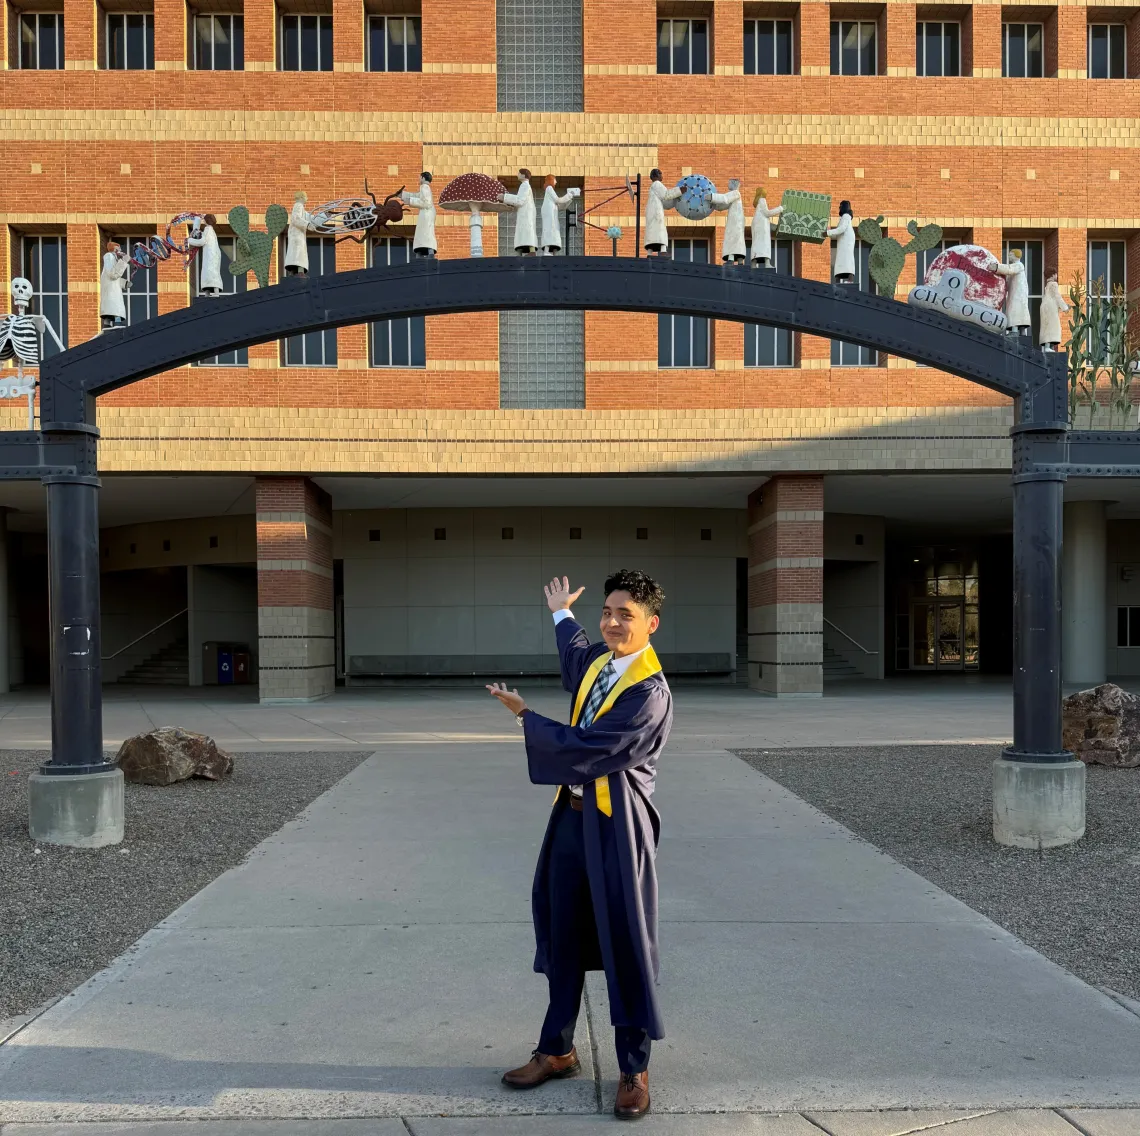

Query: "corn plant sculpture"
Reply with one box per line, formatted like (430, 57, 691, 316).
(856, 217, 944, 298)
(1067, 271, 1140, 428)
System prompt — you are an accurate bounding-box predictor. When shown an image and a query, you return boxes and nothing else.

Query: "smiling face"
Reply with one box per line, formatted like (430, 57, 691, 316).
(599, 590, 660, 658)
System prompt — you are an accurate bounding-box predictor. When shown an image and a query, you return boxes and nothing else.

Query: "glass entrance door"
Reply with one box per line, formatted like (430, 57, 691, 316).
(912, 599, 967, 670)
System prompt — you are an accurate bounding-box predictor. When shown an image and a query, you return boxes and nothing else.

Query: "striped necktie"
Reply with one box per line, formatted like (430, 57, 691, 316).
(578, 660, 617, 729)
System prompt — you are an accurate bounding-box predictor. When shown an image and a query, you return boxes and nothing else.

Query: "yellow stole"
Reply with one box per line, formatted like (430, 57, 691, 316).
(554, 644, 663, 817)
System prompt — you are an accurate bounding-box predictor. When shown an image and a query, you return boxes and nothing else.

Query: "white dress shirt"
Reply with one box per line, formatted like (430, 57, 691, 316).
(553, 609, 650, 796)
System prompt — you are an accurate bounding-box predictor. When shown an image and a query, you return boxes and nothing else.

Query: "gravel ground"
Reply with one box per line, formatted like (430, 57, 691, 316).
(0, 749, 370, 1021)
(735, 745, 1140, 1003)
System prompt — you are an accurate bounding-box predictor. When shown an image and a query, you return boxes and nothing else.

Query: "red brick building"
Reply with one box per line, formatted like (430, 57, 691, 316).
(1, 0, 1137, 699)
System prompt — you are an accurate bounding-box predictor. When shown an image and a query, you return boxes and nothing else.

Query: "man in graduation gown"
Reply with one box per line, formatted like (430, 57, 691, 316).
(486, 569, 673, 1121)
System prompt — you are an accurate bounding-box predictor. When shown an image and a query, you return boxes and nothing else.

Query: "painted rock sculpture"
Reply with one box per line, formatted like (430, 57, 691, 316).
(907, 244, 1008, 333)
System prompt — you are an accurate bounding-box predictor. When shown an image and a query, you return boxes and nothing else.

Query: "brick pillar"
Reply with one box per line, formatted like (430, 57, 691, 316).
(747, 476, 824, 697)
(256, 478, 335, 704)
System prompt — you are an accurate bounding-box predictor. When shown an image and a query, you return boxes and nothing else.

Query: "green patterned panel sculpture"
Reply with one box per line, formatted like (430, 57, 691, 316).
(228, 203, 289, 289)
(775, 189, 832, 243)
(857, 216, 944, 298)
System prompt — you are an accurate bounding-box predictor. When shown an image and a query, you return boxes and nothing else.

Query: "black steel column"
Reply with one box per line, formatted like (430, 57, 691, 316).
(39, 412, 105, 774)
(1004, 424, 1070, 763)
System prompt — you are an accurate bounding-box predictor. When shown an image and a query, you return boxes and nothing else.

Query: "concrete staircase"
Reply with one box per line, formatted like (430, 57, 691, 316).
(118, 636, 189, 685)
(822, 642, 861, 681)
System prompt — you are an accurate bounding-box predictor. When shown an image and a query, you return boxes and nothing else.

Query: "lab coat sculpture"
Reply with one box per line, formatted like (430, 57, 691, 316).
(996, 249, 1031, 335)
(827, 200, 856, 284)
(644, 168, 682, 255)
(285, 191, 317, 276)
(187, 214, 223, 295)
(100, 241, 130, 328)
(749, 188, 784, 267)
(501, 169, 538, 254)
(540, 176, 580, 254)
(401, 172, 437, 257)
(711, 178, 746, 264)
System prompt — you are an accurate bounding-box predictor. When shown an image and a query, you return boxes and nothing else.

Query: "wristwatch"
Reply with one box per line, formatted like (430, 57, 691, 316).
(515, 711, 527, 728)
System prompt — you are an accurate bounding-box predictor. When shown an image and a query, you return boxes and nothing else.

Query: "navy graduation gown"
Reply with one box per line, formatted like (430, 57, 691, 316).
(522, 617, 673, 1040)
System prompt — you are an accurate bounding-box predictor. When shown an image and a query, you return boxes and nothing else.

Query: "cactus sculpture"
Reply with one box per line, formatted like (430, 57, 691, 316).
(228, 203, 289, 289)
(856, 217, 944, 298)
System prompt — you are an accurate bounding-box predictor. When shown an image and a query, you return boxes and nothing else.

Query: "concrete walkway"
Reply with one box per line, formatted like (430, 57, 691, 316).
(2, 684, 1140, 1133)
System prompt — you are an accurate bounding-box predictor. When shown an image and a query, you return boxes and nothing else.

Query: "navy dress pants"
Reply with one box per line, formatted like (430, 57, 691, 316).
(537, 803, 652, 1075)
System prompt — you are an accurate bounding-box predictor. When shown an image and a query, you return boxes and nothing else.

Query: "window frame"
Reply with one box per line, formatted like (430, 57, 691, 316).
(745, 239, 795, 366)
(1088, 22, 1126, 79)
(743, 17, 793, 75)
(19, 235, 68, 360)
(916, 20, 961, 77)
(1002, 21, 1044, 78)
(656, 17, 709, 75)
(193, 234, 247, 366)
(281, 235, 337, 365)
(367, 14, 422, 72)
(278, 12, 333, 72)
(105, 11, 154, 69)
(1087, 238, 1127, 299)
(369, 236, 427, 368)
(830, 19, 878, 76)
(831, 237, 878, 366)
(19, 11, 64, 70)
(193, 12, 244, 70)
(658, 238, 711, 367)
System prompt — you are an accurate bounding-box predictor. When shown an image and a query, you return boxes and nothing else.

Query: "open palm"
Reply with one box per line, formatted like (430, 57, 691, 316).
(545, 576, 585, 612)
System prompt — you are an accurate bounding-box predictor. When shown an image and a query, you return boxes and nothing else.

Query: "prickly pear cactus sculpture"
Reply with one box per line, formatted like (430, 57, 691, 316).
(229, 203, 289, 288)
(857, 216, 944, 298)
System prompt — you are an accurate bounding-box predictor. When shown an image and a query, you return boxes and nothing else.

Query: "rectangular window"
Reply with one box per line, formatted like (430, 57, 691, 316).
(283, 237, 337, 365)
(831, 239, 878, 366)
(657, 18, 708, 75)
(745, 239, 794, 366)
(370, 238, 426, 367)
(1088, 239, 1126, 298)
(1088, 24, 1126, 79)
(20, 236, 67, 359)
(1117, 607, 1140, 647)
(368, 15, 422, 72)
(19, 12, 64, 69)
(106, 12, 154, 69)
(194, 236, 247, 366)
(110, 235, 158, 326)
(1002, 22, 1043, 77)
(830, 20, 877, 75)
(744, 18, 793, 74)
(916, 21, 960, 76)
(279, 13, 333, 71)
(1002, 238, 1044, 342)
(194, 14, 244, 70)
(658, 239, 710, 367)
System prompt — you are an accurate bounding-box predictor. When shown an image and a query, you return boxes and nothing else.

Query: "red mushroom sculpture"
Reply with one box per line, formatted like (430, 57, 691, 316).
(438, 172, 510, 258)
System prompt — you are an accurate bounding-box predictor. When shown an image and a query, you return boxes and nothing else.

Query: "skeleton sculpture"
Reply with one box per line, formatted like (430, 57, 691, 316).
(0, 277, 65, 422)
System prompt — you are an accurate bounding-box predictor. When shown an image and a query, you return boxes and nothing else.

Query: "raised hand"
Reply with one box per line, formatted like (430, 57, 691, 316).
(545, 576, 585, 613)
(486, 682, 527, 716)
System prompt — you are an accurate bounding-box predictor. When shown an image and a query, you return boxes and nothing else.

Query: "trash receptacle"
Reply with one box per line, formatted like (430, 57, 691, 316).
(234, 652, 251, 684)
(218, 650, 234, 684)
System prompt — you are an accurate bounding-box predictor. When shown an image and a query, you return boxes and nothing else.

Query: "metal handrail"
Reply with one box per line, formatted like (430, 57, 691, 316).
(823, 618, 879, 656)
(101, 608, 188, 661)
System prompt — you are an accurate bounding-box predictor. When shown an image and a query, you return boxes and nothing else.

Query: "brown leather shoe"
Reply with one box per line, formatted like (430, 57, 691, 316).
(614, 1070, 650, 1119)
(501, 1047, 581, 1088)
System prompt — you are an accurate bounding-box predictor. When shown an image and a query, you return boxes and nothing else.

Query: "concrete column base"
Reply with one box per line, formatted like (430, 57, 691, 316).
(992, 758, 1085, 849)
(28, 767, 125, 848)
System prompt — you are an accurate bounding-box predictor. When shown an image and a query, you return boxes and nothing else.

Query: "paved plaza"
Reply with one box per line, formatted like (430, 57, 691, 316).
(2, 680, 1140, 1134)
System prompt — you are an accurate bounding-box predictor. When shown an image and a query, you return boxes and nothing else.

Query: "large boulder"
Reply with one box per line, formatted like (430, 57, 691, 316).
(1062, 683, 1140, 768)
(116, 726, 234, 786)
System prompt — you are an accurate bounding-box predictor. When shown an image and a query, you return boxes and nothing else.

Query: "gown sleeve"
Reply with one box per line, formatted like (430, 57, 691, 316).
(555, 616, 602, 693)
(523, 682, 672, 785)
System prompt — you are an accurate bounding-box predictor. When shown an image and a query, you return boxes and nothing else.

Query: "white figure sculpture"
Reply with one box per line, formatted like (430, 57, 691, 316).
(100, 240, 130, 328)
(749, 187, 784, 268)
(644, 168, 682, 256)
(827, 200, 856, 284)
(0, 277, 64, 424)
(711, 178, 746, 265)
(500, 169, 538, 254)
(285, 190, 317, 276)
(401, 171, 437, 258)
(1039, 270, 1069, 351)
(995, 249, 1030, 335)
(540, 176, 580, 255)
(186, 214, 223, 296)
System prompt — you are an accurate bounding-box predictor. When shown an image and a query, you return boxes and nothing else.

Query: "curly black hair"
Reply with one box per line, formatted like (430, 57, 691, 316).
(603, 569, 665, 617)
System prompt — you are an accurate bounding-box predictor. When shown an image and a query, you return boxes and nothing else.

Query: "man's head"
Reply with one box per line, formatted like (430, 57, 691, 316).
(600, 569, 664, 658)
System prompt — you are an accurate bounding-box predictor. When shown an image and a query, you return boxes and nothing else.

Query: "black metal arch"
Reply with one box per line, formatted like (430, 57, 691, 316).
(39, 256, 1066, 427)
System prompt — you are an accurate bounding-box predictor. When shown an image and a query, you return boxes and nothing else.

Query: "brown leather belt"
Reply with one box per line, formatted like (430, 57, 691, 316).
(568, 792, 584, 811)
